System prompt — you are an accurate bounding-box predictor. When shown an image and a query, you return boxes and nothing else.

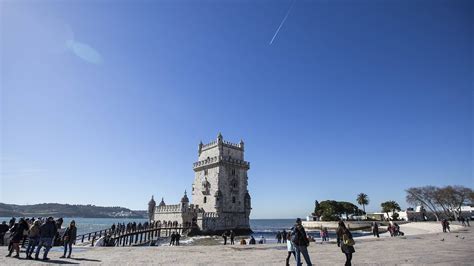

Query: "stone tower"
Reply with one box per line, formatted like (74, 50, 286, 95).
(192, 133, 251, 233)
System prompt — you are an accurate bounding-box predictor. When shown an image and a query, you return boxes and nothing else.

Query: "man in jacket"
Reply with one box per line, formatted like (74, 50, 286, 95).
(0, 221, 9, 245)
(35, 217, 57, 260)
(291, 218, 312, 266)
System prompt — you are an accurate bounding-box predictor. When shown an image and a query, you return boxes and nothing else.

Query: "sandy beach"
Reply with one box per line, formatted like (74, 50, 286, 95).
(0, 222, 472, 265)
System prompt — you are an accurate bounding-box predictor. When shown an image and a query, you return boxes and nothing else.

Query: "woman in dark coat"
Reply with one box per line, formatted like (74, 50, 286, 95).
(60, 220, 77, 258)
(6, 219, 28, 258)
(336, 221, 355, 266)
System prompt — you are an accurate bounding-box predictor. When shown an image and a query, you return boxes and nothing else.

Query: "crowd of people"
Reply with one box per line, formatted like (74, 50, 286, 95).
(1, 217, 76, 261)
(109, 221, 156, 235)
(387, 222, 404, 237)
(285, 219, 356, 266)
(169, 231, 181, 246)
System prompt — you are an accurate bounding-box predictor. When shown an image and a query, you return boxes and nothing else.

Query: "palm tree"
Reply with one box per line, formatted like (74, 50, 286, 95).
(381, 200, 401, 220)
(357, 193, 369, 215)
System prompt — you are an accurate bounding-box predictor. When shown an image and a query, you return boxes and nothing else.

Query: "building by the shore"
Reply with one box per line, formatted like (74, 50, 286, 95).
(147, 133, 252, 234)
(367, 205, 474, 221)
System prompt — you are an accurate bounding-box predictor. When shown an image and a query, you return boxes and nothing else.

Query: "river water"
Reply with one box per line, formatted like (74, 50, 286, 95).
(1, 217, 370, 243)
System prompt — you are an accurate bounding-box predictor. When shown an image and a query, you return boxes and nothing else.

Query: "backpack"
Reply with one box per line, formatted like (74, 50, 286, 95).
(292, 227, 309, 246)
(343, 233, 355, 246)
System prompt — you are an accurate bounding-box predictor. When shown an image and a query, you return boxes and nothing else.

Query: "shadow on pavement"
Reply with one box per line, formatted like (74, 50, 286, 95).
(70, 257, 101, 262)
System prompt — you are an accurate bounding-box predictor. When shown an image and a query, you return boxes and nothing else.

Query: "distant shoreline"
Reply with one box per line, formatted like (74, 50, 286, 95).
(0, 202, 147, 219)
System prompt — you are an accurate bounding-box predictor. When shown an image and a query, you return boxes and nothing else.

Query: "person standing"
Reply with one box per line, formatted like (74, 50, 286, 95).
(35, 217, 57, 261)
(371, 222, 379, 238)
(60, 220, 77, 258)
(222, 231, 228, 245)
(230, 230, 235, 245)
(282, 230, 287, 243)
(337, 221, 355, 266)
(26, 221, 41, 259)
(170, 232, 176, 246)
(276, 231, 282, 243)
(249, 236, 256, 245)
(0, 221, 9, 246)
(290, 218, 312, 266)
(285, 232, 296, 266)
(175, 232, 181, 246)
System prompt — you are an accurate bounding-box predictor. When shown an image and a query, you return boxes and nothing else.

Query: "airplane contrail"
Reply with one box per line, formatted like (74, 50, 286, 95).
(269, 0, 296, 45)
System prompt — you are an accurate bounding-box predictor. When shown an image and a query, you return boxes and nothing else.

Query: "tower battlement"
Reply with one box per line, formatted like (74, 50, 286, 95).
(193, 155, 250, 170)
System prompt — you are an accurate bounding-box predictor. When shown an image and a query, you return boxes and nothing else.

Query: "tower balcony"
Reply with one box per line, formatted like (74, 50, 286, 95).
(193, 156, 250, 171)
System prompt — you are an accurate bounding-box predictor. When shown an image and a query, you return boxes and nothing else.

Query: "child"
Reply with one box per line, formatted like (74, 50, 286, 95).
(285, 232, 295, 266)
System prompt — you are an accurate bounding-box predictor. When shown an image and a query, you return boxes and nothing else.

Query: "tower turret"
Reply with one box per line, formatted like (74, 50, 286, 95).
(148, 195, 156, 221)
(159, 197, 166, 207)
(198, 141, 203, 155)
(181, 190, 189, 210)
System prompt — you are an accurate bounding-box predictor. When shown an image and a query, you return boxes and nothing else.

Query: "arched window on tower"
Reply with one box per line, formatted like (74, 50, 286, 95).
(204, 197, 207, 203)
(232, 197, 236, 203)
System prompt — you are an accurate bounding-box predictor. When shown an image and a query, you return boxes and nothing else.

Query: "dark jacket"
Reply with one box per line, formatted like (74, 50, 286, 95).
(0, 223, 9, 234)
(11, 221, 29, 241)
(336, 227, 355, 254)
(291, 224, 309, 247)
(63, 226, 77, 244)
(40, 221, 57, 238)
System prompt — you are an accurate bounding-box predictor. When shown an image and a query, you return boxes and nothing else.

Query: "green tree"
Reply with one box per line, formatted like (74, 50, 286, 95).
(356, 193, 369, 214)
(381, 200, 401, 220)
(314, 200, 363, 221)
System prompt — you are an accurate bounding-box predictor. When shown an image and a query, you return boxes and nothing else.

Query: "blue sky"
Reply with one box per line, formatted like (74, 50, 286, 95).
(1, 0, 472, 218)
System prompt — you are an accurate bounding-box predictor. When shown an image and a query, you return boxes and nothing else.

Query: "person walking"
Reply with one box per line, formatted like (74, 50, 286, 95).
(26, 221, 41, 259)
(35, 217, 57, 261)
(285, 232, 296, 266)
(324, 228, 329, 241)
(9, 217, 15, 228)
(5, 223, 22, 258)
(371, 222, 379, 238)
(230, 230, 235, 245)
(60, 220, 77, 258)
(446, 220, 451, 232)
(290, 218, 312, 266)
(337, 221, 355, 266)
(222, 231, 228, 245)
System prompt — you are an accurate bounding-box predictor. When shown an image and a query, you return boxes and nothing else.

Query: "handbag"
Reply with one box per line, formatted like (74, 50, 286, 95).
(342, 233, 355, 246)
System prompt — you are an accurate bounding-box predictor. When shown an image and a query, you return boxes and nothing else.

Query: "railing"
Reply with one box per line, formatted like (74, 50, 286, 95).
(75, 223, 193, 246)
(112, 225, 189, 246)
